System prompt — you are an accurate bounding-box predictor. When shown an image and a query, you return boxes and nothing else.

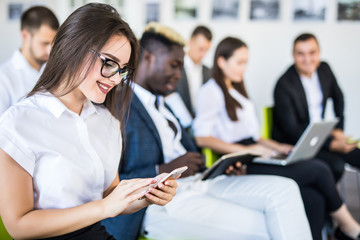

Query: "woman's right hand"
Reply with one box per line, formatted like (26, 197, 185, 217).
(246, 144, 277, 158)
(102, 178, 156, 218)
(330, 138, 357, 154)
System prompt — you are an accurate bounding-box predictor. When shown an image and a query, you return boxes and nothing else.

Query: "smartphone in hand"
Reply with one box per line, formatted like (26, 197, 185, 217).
(139, 166, 188, 199)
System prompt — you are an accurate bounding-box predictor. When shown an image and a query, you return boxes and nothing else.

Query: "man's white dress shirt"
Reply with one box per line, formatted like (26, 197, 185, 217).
(184, 55, 203, 112)
(134, 83, 186, 164)
(0, 50, 44, 114)
(300, 71, 323, 122)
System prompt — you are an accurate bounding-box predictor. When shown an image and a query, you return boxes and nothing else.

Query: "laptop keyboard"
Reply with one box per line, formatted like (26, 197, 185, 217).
(271, 153, 289, 160)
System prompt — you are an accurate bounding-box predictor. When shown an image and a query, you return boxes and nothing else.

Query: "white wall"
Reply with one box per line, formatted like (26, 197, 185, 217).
(1, 0, 359, 136)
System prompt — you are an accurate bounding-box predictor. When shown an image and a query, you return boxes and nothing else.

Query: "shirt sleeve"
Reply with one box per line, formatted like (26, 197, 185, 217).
(193, 82, 223, 138)
(0, 74, 12, 115)
(0, 111, 36, 176)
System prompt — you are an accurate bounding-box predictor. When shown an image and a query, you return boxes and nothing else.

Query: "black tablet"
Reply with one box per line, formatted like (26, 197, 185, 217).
(201, 153, 256, 181)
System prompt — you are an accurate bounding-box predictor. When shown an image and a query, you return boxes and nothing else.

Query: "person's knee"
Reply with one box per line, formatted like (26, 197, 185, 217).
(316, 153, 345, 181)
(329, 160, 345, 181)
(270, 176, 300, 197)
(312, 160, 337, 177)
(265, 176, 303, 211)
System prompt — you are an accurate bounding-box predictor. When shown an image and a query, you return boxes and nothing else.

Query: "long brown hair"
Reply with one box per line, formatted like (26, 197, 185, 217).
(28, 3, 139, 123)
(212, 37, 248, 121)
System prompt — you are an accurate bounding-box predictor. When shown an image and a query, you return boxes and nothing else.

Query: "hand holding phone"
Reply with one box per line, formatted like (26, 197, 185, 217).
(139, 166, 188, 200)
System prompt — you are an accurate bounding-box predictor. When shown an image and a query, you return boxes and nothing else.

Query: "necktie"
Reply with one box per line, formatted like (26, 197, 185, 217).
(155, 96, 178, 136)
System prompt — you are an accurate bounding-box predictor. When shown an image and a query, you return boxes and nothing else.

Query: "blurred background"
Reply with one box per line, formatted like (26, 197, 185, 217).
(0, 0, 359, 139)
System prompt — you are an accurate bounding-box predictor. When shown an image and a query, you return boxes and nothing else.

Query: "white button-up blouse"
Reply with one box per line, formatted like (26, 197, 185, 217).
(0, 92, 122, 210)
(193, 79, 260, 143)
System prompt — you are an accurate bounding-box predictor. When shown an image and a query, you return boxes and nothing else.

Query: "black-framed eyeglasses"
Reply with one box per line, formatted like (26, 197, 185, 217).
(90, 49, 134, 80)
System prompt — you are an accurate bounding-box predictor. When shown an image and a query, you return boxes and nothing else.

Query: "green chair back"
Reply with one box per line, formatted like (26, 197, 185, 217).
(202, 147, 220, 167)
(0, 217, 12, 240)
(261, 106, 273, 139)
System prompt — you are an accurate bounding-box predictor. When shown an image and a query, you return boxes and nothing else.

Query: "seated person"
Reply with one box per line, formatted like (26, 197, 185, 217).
(101, 22, 313, 240)
(272, 33, 360, 182)
(192, 36, 360, 240)
(0, 6, 59, 114)
(165, 25, 212, 129)
(175, 25, 212, 117)
(0, 4, 177, 239)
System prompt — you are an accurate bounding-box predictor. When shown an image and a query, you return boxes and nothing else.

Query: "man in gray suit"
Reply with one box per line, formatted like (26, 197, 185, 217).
(175, 25, 212, 117)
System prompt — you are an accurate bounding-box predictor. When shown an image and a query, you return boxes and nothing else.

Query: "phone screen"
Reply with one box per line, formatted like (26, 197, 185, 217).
(148, 166, 188, 190)
(139, 166, 188, 199)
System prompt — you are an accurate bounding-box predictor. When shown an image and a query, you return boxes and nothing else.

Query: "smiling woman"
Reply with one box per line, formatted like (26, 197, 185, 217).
(27, 3, 138, 120)
(0, 3, 178, 240)
(72, 34, 132, 108)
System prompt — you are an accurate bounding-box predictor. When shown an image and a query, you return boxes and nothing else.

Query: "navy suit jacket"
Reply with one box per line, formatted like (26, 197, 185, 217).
(272, 62, 344, 149)
(102, 93, 198, 240)
(176, 65, 211, 116)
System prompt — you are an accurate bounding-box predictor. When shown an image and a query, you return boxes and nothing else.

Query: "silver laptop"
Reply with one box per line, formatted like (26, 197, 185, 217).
(253, 119, 338, 166)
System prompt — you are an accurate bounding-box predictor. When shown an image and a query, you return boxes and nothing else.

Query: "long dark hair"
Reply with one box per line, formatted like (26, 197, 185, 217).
(28, 3, 139, 123)
(212, 37, 248, 121)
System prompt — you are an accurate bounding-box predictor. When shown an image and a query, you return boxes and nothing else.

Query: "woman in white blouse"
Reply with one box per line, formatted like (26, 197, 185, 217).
(0, 4, 177, 239)
(193, 37, 360, 240)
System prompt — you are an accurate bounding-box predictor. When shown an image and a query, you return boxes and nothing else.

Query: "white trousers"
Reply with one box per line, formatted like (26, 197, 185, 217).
(143, 174, 312, 240)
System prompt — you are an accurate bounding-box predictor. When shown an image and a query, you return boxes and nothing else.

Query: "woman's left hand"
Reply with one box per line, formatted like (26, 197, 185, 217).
(143, 178, 178, 206)
(225, 161, 247, 176)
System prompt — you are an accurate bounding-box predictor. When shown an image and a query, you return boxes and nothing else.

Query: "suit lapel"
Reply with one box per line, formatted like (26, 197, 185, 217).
(316, 65, 328, 113)
(202, 65, 211, 84)
(178, 68, 193, 114)
(131, 94, 163, 151)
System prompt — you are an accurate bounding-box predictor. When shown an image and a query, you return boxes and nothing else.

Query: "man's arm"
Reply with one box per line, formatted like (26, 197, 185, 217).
(323, 63, 345, 130)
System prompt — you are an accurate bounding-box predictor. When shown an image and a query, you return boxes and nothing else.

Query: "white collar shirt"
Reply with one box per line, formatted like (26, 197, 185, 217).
(0, 92, 122, 209)
(193, 79, 260, 143)
(0, 49, 45, 114)
(134, 84, 186, 164)
(184, 55, 203, 111)
(300, 71, 323, 122)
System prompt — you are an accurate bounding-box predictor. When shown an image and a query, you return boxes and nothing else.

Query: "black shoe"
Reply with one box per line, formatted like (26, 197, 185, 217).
(335, 227, 360, 240)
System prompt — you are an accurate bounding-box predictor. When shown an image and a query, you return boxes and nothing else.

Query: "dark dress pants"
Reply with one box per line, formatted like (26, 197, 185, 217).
(40, 222, 115, 240)
(316, 147, 360, 182)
